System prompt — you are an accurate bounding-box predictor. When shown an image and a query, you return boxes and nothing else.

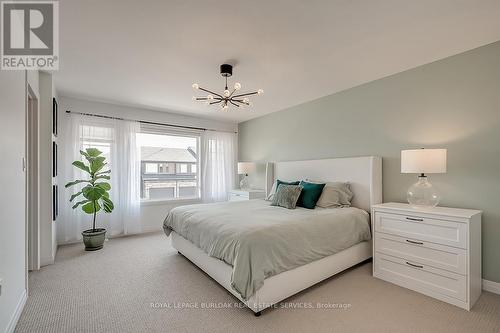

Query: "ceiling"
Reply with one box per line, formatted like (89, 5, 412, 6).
(57, 0, 500, 123)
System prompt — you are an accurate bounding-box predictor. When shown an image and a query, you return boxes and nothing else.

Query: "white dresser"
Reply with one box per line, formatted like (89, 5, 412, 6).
(228, 189, 266, 201)
(371, 202, 482, 310)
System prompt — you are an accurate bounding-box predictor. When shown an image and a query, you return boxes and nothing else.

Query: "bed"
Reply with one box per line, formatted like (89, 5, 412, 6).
(164, 156, 382, 315)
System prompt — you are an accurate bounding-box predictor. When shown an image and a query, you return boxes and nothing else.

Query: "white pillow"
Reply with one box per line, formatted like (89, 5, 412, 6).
(308, 180, 353, 208)
(265, 181, 278, 201)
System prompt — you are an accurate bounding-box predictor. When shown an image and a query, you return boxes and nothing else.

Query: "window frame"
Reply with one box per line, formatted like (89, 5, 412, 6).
(137, 127, 201, 204)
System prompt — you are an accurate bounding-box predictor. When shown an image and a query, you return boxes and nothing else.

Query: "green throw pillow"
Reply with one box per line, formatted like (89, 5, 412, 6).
(296, 181, 326, 209)
(276, 179, 300, 189)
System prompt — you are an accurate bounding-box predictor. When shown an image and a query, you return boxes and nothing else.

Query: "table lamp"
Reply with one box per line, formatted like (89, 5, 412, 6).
(401, 148, 447, 207)
(237, 162, 256, 189)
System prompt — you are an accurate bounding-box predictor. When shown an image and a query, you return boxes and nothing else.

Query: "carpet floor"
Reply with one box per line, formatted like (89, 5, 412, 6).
(15, 232, 500, 333)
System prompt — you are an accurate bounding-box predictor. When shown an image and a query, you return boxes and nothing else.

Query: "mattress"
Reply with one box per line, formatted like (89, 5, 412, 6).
(163, 199, 371, 300)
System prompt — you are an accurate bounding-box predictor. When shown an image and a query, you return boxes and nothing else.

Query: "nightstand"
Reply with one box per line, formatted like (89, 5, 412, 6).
(371, 202, 482, 310)
(228, 189, 266, 201)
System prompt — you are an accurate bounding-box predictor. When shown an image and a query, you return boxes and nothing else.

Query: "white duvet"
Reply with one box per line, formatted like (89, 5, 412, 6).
(164, 199, 371, 300)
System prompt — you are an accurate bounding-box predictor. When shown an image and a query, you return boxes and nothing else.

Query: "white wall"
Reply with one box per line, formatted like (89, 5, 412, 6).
(0, 71, 28, 332)
(239, 41, 500, 283)
(61, 96, 238, 132)
(57, 96, 237, 239)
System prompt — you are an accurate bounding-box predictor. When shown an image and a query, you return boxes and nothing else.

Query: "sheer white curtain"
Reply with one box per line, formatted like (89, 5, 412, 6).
(114, 120, 141, 235)
(200, 130, 237, 202)
(58, 114, 141, 244)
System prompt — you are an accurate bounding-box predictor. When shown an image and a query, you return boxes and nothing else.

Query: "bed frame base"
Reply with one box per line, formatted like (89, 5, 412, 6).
(171, 232, 372, 314)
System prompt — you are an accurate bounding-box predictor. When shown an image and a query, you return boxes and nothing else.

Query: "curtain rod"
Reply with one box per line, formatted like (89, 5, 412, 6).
(65, 110, 238, 134)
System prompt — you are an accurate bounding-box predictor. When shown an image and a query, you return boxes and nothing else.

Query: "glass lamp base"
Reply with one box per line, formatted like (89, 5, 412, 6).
(240, 175, 250, 189)
(407, 176, 440, 207)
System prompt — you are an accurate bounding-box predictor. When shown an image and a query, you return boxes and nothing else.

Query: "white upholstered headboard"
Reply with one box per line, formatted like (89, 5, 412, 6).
(266, 156, 382, 212)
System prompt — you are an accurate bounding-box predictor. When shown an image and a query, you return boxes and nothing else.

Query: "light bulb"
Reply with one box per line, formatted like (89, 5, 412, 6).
(192, 96, 197, 101)
(207, 94, 214, 100)
(243, 97, 250, 104)
(222, 104, 229, 111)
(192, 83, 199, 90)
(224, 89, 230, 97)
(257, 89, 264, 95)
(234, 82, 241, 90)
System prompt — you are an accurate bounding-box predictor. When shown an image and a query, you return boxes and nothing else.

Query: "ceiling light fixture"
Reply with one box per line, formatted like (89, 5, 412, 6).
(192, 64, 264, 111)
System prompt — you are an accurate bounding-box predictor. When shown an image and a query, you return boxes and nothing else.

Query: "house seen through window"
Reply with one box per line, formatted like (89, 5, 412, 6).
(137, 132, 199, 201)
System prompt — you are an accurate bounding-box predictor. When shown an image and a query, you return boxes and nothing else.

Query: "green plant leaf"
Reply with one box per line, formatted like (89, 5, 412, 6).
(96, 170, 111, 175)
(90, 157, 106, 173)
(85, 148, 102, 157)
(95, 175, 111, 181)
(81, 150, 101, 164)
(72, 199, 90, 209)
(82, 186, 106, 201)
(95, 182, 111, 191)
(82, 201, 100, 214)
(101, 195, 114, 205)
(69, 191, 83, 202)
(83, 156, 95, 164)
(80, 150, 90, 158)
(72, 161, 91, 174)
(101, 196, 114, 213)
(80, 184, 93, 198)
(65, 179, 90, 188)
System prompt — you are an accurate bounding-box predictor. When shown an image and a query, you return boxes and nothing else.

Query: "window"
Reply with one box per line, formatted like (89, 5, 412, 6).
(177, 163, 188, 174)
(80, 124, 113, 159)
(145, 163, 158, 174)
(137, 131, 200, 201)
(158, 163, 175, 174)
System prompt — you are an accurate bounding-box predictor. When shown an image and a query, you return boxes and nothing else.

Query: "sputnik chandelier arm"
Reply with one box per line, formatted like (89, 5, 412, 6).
(198, 87, 223, 99)
(192, 64, 264, 111)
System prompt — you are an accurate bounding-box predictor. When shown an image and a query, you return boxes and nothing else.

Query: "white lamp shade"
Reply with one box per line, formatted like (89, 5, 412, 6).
(401, 149, 447, 174)
(238, 162, 256, 175)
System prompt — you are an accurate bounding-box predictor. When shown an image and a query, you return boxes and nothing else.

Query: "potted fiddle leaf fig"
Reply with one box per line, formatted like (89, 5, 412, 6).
(66, 148, 114, 251)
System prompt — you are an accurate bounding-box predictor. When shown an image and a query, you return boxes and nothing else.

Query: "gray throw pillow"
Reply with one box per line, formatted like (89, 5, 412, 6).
(314, 181, 353, 208)
(271, 184, 303, 209)
(266, 179, 301, 201)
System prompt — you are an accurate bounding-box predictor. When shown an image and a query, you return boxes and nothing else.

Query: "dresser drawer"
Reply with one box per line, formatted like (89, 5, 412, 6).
(375, 254, 467, 302)
(374, 212, 467, 249)
(375, 233, 467, 275)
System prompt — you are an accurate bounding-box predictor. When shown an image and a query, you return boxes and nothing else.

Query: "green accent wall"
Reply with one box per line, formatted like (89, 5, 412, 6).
(238, 41, 500, 283)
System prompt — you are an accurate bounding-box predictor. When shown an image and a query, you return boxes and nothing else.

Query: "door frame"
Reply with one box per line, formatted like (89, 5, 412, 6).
(26, 83, 40, 275)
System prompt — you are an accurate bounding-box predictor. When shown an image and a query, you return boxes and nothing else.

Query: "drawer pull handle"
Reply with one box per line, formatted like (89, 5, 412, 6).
(406, 217, 423, 222)
(406, 261, 423, 269)
(406, 239, 424, 245)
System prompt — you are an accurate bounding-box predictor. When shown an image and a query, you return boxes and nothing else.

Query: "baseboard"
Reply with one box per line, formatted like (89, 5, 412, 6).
(140, 226, 163, 234)
(57, 229, 163, 246)
(5, 289, 27, 333)
(40, 255, 55, 267)
(483, 279, 500, 295)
